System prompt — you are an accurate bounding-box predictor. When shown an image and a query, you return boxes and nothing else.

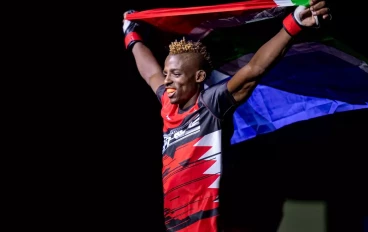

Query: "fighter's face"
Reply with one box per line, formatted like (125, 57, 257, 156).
(163, 53, 206, 108)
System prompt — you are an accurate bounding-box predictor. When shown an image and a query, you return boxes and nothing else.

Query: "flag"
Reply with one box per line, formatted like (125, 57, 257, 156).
(126, 0, 368, 145)
(126, 0, 310, 35)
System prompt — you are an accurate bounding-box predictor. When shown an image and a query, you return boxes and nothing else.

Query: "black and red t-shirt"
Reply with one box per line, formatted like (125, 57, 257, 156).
(156, 81, 237, 232)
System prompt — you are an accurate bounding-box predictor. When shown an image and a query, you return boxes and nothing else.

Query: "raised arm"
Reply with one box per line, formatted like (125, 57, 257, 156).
(123, 11, 164, 93)
(227, 0, 331, 103)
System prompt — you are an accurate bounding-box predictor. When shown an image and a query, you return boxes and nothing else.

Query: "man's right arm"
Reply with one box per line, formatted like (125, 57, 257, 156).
(123, 11, 165, 93)
(131, 42, 165, 93)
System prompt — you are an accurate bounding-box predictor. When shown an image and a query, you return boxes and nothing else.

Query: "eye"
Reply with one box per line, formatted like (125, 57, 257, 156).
(174, 73, 181, 77)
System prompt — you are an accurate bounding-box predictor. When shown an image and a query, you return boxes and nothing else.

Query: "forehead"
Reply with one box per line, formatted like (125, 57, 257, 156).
(164, 53, 198, 70)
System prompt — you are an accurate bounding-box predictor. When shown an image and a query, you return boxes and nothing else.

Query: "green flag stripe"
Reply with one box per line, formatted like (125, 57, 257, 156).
(291, 0, 310, 6)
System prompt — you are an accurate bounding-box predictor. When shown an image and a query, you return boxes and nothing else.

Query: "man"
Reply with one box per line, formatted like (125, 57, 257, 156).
(122, 0, 331, 231)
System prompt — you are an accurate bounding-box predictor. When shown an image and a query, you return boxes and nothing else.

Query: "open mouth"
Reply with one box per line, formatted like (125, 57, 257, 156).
(166, 88, 176, 98)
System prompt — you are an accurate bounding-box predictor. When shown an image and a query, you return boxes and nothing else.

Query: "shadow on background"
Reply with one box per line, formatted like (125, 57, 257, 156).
(224, 109, 368, 231)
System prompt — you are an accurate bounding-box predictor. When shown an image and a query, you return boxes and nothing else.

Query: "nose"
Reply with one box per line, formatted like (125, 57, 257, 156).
(164, 74, 172, 86)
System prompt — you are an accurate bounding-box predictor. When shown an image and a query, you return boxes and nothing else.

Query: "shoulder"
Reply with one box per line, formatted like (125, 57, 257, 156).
(200, 80, 238, 119)
(155, 84, 166, 104)
(200, 80, 235, 104)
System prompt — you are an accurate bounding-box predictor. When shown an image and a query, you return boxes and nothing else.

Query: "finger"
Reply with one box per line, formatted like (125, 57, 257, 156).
(322, 13, 332, 20)
(301, 7, 311, 15)
(299, 7, 312, 18)
(312, 7, 330, 16)
(310, 1, 326, 11)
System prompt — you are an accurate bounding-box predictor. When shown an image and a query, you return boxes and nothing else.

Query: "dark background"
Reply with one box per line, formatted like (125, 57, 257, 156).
(119, 1, 368, 231)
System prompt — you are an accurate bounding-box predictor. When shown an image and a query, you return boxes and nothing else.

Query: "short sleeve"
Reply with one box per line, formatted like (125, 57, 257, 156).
(200, 80, 238, 120)
(156, 84, 166, 104)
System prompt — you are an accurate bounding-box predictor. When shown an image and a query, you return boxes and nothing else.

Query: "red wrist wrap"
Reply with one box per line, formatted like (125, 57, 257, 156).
(124, 31, 142, 49)
(283, 13, 302, 37)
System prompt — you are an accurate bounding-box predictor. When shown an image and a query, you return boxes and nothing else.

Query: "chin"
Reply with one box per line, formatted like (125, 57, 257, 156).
(169, 98, 178, 104)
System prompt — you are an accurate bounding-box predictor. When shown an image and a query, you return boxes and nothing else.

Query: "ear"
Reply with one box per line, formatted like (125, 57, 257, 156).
(195, 70, 206, 83)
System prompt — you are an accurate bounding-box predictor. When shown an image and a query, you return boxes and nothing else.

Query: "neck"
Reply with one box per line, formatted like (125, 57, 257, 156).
(179, 88, 202, 110)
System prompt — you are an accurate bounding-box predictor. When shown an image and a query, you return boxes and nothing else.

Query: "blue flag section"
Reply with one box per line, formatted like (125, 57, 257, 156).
(232, 54, 368, 143)
(211, 41, 368, 144)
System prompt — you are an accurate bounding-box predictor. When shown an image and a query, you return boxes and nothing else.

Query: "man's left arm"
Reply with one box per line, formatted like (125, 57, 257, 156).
(227, 0, 331, 103)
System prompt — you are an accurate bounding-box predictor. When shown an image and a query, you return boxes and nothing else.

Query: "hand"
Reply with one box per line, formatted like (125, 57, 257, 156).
(122, 10, 135, 35)
(122, 10, 134, 32)
(122, 10, 145, 50)
(298, 0, 331, 27)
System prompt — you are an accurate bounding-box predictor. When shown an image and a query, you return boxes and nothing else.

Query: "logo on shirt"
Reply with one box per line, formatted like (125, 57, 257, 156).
(162, 114, 200, 153)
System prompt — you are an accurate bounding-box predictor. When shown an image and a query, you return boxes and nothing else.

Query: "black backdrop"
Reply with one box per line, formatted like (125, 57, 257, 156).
(119, 1, 368, 231)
